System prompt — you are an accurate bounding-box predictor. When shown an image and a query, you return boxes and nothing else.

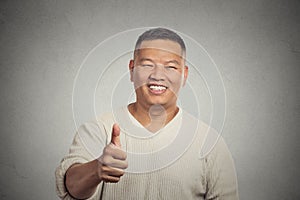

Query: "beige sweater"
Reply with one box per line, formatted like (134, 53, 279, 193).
(55, 107, 239, 199)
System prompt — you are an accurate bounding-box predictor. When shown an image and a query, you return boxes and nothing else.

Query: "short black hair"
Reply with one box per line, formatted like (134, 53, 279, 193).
(134, 28, 186, 53)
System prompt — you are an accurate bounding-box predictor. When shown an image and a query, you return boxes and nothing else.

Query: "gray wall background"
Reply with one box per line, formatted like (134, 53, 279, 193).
(1, 0, 299, 199)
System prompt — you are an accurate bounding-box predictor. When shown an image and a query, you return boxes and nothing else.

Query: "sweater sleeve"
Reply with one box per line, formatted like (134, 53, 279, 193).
(204, 136, 239, 200)
(55, 121, 108, 200)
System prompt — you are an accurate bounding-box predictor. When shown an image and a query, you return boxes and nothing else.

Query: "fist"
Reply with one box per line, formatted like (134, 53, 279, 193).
(98, 124, 128, 183)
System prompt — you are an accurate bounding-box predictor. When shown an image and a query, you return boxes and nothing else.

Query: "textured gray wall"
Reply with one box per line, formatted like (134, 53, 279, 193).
(1, 0, 299, 199)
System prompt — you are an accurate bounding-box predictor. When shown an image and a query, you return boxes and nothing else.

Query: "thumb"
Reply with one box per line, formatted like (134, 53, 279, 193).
(111, 123, 121, 147)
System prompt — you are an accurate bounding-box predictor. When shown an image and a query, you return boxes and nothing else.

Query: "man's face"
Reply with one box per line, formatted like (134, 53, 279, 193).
(129, 39, 188, 109)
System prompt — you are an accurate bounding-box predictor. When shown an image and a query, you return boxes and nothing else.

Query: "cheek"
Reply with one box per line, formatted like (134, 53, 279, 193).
(167, 71, 183, 86)
(165, 72, 183, 95)
(132, 69, 150, 88)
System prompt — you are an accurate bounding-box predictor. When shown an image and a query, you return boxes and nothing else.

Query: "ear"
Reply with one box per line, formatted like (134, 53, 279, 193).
(129, 59, 134, 82)
(182, 65, 189, 86)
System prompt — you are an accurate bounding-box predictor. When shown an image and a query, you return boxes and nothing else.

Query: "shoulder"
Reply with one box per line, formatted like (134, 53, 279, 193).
(181, 109, 230, 159)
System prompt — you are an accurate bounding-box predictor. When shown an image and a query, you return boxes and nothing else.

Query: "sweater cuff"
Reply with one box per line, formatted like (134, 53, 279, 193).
(55, 158, 86, 199)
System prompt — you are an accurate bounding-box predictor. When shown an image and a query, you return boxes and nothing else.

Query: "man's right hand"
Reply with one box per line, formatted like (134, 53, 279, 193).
(64, 123, 128, 199)
(97, 123, 128, 183)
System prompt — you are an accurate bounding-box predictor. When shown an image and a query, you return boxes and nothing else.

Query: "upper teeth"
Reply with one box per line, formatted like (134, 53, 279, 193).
(149, 85, 166, 90)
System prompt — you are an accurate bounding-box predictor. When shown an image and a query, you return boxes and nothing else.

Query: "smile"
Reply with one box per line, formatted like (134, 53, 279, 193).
(148, 84, 167, 94)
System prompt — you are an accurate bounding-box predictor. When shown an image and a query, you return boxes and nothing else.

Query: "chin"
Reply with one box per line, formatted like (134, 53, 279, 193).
(148, 98, 176, 108)
(147, 100, 167, 106)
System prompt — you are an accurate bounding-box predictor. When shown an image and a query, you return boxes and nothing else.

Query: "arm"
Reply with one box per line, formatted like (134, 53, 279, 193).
(65, 161, 102, 199)
(205, 136, 239, 200)
(56, 123, 127, 199)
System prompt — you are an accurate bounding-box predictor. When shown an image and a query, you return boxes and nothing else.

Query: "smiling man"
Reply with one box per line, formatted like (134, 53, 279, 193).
(55, 28, 239, 199)
(128, 38, 188, 133)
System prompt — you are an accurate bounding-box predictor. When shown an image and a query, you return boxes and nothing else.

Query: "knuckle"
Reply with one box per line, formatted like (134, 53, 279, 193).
(119, 170, 125, 176)
(115, 168, 124, 175)
(103, 146, 111, 155)
(124, 160, 128, 168)
(121, 152, 127, 160)
(101, 156, 112, 166)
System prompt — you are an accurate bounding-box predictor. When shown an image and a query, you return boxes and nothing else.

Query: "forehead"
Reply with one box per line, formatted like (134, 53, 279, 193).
(137, 39, 183, 58)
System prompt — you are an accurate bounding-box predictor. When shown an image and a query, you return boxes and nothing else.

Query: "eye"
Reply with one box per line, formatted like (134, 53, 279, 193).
(165, 66, 177, 70)
(141, 64, 154, 68)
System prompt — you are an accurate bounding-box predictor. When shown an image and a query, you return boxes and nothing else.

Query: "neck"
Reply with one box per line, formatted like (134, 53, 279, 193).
(128, 102, 179, 133)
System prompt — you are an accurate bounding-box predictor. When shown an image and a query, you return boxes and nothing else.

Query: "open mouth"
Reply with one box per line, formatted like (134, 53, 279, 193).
(148, 84, 168, 94)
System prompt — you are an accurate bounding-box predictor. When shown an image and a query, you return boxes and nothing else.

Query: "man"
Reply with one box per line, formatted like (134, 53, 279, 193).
(56, 28, 239, 199)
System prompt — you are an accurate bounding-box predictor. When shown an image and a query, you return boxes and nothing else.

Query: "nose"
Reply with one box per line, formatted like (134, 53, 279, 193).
(149, 64, 165, 81)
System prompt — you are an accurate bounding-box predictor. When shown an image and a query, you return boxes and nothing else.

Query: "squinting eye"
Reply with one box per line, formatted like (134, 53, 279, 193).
(141, 64, 154, 68)
(166, 66, 177, 69)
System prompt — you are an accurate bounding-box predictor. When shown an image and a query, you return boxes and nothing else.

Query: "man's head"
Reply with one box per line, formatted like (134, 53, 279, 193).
(129, 28, 188, 111)
(134, 28, 186, 57)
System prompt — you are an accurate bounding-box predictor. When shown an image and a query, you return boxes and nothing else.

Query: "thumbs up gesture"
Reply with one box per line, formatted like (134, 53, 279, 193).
(98, 124, 128, 183)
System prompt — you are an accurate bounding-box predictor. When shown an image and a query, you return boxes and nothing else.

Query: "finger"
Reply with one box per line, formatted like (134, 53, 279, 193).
(108, 144, 127, 160)
(109, 159, 128, 169)
(100, 166, 126, 183)
(103, 144, 127, 160)
(102, 175, 121, 183)
(108, 167, 126, 177)
(100, 156, 128, 169)
(101, 165, 125, 175)
(111, 123, 121, 147)
(112, 151, 127, 160)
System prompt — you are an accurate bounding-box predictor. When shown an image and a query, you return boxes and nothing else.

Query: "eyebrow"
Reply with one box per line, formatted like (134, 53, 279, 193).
(165, 60, 180, 65)
(139, 58, 154, 63)
(139, 58, 180, 65)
